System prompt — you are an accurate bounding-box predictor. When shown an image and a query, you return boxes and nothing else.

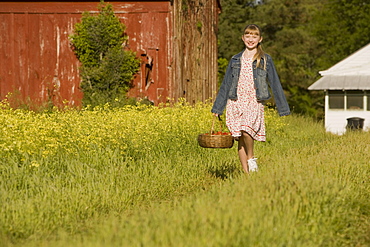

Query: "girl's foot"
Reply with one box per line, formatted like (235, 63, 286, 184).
(247, 158, 258, 172)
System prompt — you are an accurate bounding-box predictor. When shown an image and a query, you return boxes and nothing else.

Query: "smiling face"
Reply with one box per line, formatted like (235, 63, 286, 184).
(242, 27, 263, 50)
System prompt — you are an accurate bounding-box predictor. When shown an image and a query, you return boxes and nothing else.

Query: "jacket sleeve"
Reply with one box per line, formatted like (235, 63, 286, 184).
(211, 60, 232, 115)
(266, 55, 291, 116)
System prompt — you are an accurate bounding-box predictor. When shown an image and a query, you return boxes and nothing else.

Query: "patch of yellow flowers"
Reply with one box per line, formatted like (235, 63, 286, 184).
(0, 98, 287, 162)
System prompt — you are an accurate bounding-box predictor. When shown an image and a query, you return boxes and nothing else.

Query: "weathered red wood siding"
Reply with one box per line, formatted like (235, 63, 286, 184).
(0, 1, 220, 107)
(117, 2, 172, 104)
(0, 1, 172, 107)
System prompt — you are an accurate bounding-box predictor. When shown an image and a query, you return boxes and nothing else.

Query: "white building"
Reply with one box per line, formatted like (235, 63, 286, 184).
(308, 43, 370, 135)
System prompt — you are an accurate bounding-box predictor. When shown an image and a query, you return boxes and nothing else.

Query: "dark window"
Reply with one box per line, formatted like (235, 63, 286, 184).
(329, 91, 344, 109)
(347, 90, 363, 110)
(367, 91, 370, 111)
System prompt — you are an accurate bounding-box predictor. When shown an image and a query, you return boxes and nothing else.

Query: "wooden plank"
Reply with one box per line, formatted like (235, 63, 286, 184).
(27, 13, 43, 104)
(13, 13, 29, 100)
(0, 13, 14, 98)
(56, 13, 83, 107)
(0, 2, 170, 14)
(38, 13, 57, 105)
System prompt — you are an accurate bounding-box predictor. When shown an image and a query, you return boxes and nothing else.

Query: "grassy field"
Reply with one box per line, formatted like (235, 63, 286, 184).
(0, 100, 369, 247)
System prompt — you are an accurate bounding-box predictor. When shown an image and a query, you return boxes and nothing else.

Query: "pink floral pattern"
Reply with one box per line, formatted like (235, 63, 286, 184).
(226, 56, 266, 142)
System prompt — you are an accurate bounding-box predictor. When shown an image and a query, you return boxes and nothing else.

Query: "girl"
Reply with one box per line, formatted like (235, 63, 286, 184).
(212, 24, 290, 173)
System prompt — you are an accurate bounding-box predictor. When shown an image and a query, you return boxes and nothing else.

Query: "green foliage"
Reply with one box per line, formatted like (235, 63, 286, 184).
(69, 2, 140, 107)
(218, 0, 254, 60)
(312, 0, 370, 68)
(217, 57, 229, 87)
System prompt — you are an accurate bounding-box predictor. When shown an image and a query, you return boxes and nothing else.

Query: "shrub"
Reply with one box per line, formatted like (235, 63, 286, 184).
(69, 1, 140, 107)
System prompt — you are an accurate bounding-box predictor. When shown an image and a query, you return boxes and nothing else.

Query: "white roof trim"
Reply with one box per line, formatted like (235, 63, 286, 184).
(308, 75, 370, 90)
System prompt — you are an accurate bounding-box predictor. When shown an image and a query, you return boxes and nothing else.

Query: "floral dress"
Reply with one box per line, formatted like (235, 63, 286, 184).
(226, 54, 266, 142)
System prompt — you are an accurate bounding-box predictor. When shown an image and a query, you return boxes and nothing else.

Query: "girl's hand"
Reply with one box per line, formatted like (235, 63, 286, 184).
(212, 113, 219, 117)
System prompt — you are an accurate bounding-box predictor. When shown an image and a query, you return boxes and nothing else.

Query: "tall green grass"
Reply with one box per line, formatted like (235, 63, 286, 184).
(0, 102, 369, 246)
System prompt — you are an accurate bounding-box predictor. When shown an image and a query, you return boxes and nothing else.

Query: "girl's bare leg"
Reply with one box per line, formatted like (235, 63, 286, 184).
(238, 131, 254, 173)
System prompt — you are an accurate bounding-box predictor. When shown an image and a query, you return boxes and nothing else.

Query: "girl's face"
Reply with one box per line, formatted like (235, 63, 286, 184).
(242, 29, 263, 50)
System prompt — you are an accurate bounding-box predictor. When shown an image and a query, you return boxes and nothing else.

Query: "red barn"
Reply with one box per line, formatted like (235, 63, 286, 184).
(0, 0, 221, 108)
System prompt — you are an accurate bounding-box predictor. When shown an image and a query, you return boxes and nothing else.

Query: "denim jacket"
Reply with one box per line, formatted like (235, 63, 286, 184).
(212, 50, 290, 116)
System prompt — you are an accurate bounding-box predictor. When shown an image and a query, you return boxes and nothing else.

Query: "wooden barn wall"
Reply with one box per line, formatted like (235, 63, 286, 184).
(0, 1, 219, 107)
(0, 1, 171, 107)
(0, 3, 86, 108)
(172, 0, 219, 104)
(118, 2, 172, 104)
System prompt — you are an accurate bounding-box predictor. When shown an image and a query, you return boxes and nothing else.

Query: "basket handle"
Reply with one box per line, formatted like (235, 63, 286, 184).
(210, 115, 223, 134)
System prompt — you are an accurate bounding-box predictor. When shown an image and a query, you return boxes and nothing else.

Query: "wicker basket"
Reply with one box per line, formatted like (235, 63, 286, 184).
(197, 116, 234, 148)
(198, 133, 234, 148)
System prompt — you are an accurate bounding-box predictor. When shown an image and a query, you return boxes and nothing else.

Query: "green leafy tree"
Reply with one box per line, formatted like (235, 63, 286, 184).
(218, 0, 254, 60)
(313, 0, 370, 68)
(217, 0, 254, 85)
(70, 1, 140, 107)
(217, 57, 229, 87)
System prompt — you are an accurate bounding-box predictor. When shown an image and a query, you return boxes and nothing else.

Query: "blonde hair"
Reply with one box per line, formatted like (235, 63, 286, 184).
(243, 24, 266, 69)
